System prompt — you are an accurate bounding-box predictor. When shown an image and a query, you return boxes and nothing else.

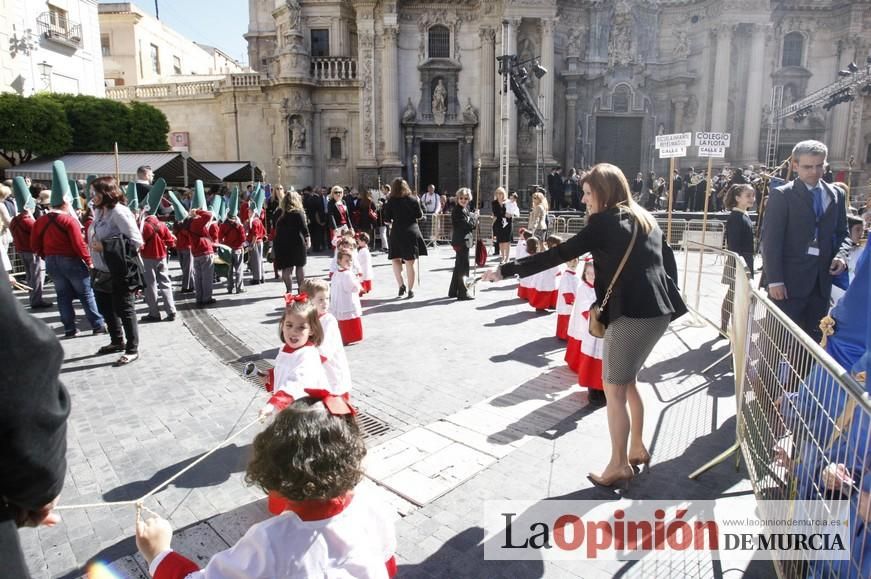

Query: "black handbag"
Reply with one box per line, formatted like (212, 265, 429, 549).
(90, 269, 114, 293)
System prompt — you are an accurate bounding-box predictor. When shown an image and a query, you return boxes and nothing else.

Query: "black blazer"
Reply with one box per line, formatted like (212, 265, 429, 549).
(501, 207, 686, 323)
(451, 205, 478, 248)
(725, 209, 754, 273)
(0, 275, 70, 577)
(761, 179, 850, 299)
(327, 200, 352, 231)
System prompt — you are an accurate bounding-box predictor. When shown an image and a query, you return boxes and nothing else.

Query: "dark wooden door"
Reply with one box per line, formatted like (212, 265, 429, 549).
(595, 117, 643, 180)
(420, 141, 459, 196)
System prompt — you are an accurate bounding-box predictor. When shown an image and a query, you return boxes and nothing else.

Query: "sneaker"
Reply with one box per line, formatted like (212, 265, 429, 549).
(140, 314, 162, 323)
(92, 326, 107, 335)
(31, 301, 54, 309)
(166, 312, 176, 322)
(64, 329, 78, 338)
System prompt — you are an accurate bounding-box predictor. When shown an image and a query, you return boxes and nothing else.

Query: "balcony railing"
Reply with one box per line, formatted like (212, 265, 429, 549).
(36, 12, 82, 48)
(311, 57, 357, 82)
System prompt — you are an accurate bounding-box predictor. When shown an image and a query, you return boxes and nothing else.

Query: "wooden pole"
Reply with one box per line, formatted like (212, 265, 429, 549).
(666, 157, 676, 244)
(114, 142, 120, 184)
(846, 155, 854, 209)
(694, 156, 714, 313)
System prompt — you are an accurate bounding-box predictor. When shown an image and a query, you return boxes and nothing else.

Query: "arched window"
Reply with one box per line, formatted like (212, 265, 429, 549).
(330, 137, 342, 160)
(428, 25, 450, 59)
(782, 32, 804, 68)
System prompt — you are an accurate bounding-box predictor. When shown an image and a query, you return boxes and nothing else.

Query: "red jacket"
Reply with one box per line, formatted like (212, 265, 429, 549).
(173, 221, 191, 251)
(30, 211, 92, 267)
(189, 211, 217, 257)
(219, 220, 246, 250)
(239, 202, 251, 224)
(141, 215, 176, 260)
(9, 213, 35, 253)
(247, 216, 266, 243)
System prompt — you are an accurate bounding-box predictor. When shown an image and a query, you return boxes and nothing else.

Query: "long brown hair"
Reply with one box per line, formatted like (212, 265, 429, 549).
(390, 178, 412, 198)
(91, 176, 126, 209)
(581, 163, 657, 233)
(724, 184, 754, 211)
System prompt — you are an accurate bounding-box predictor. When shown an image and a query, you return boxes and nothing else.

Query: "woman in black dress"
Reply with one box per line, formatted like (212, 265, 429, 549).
(449, 188, 478, 301)
(356, 189, 377, 245)
(720, 183, 756, 334)
(272, 190, 310, 293)
(383, 178, 427, 298)
(491, 187, 513, 263)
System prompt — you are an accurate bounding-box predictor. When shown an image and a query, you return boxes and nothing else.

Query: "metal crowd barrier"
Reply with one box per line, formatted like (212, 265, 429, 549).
(682, 241, 869, 579)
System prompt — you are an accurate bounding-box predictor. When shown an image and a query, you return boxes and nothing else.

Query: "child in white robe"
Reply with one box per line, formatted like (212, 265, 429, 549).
(302, 278, 353, 398)
(575, 259, 605, 404)
(356, 232, 374, 295)
(330, 250, 364, 345)
(528, 235, 562, 311)
(555, 257, 580, 340)
(136, 395, 398, 579)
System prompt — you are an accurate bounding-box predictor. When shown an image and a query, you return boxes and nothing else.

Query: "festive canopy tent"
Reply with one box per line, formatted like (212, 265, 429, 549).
(5, 152, 220, 187)
(199, 161, 263, 184)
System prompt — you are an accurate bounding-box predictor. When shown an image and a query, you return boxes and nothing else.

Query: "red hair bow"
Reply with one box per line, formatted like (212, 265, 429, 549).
(303, 389, 357, 416)
(285, 292, 309, 304)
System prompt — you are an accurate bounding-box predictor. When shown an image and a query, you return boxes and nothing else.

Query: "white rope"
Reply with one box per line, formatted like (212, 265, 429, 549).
(55, 415, 264, 511)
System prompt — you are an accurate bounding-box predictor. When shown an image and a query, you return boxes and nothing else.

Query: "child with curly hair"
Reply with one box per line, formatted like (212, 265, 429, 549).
(136, 394, 397, 578)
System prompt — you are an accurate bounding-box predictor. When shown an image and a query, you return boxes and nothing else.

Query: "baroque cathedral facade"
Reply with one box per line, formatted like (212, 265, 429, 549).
(115, 1, 871, 196)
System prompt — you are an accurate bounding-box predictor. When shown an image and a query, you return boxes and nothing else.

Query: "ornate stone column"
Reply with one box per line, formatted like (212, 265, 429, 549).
(539, 17, 556, 163)
(479, 27, 496, 161)
(564, 92, 577, 170)
(355, 3, 377, 177)
(672, 96, 688, 133)
(742, 24, 767, 163)
(382, 26, 401, 166)
(710, 25, 734, 132)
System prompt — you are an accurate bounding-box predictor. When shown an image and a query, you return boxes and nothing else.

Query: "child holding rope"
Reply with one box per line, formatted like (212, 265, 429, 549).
(302, 278, 353, 398)
(260, 294, 328, 418)
(136, 394, 397, 578)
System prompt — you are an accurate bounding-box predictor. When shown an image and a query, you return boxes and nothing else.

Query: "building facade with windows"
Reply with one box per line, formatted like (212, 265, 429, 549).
(105, 0, 871, 201)
(0, 0, 104, 96)
(98, 2, 246, 87)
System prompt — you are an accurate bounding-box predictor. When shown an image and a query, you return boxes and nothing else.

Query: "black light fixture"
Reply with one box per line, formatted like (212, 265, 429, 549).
(532, 60, 547, 79)
(847, 62, 859, 73)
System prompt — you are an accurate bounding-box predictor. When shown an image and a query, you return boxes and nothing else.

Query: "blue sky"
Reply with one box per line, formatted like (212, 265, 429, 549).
(100, 0, 250, 65)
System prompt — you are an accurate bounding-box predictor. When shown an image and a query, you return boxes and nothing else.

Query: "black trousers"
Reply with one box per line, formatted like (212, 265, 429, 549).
(448, 245, 470, 298)
(94, 277, 139, 353)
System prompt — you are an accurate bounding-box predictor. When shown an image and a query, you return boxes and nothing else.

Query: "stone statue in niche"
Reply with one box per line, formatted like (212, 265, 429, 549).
(566, 28, 585, 59)
(673, 30, 690, 60)
(285, 0, 301, 31)
(608, 0, 635, 67)
(432, 79, 447, 125)
(290, 116, 306, 150)
(402, 98, 416, 122)
(463, 98, 478, 124)
(518, 36, 535, 64)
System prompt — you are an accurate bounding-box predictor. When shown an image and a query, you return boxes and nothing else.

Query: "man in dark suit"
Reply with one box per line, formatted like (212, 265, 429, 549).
(0, 275, 70, 577)
(135, 165, 154, 203)
(547, 167, 564, 211)
(762, 140, 851, 342)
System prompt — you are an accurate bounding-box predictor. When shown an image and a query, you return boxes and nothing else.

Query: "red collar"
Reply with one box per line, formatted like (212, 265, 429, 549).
(565, 270, 576, 276)
(282, 341, 315, 354)
(583, 280, 594, 288)
(338, 267, 348, 272)
(282, 491, 354, 521)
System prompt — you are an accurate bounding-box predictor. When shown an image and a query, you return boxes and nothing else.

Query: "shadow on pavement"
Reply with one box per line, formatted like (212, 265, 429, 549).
(397, 526, 545, 579)
(363, 297, 455, 315)
(490, 336, 566, 367)
(485, 310, 547, 327)
(102, 443, 252, 502)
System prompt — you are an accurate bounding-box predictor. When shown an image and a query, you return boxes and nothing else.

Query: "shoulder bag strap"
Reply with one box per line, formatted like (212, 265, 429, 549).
(599, 218, 638, 310)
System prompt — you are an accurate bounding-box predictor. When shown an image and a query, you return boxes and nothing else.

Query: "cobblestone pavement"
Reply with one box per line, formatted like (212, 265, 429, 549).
(18, 246, 771, 578)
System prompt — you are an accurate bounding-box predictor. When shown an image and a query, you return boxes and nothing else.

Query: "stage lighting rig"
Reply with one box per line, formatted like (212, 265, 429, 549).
(497, 54, 546, 127)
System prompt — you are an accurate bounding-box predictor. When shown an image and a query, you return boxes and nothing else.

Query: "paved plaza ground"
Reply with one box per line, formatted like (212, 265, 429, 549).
(17, 245, 774, 578)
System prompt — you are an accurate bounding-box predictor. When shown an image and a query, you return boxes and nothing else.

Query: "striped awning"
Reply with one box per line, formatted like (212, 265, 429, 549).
(199, 161, 263, 183)
(5, 152, 221, 186)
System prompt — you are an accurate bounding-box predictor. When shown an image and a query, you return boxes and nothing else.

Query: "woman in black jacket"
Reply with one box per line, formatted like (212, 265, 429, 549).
(383, 178, 427, 298)
(272, 191, 310, 293)
(326, 185, 353, 241)
(484, 163, 686, 488)
(720, 184, 756, 333)
(448, 188, 479, 301)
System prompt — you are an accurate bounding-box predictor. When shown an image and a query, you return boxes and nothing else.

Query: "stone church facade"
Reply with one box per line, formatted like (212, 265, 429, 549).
(107, 0, 871, 198)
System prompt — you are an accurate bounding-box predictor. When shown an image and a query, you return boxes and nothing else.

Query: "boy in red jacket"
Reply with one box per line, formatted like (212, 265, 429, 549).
(167, 191, 193, 293)
(247, 209, 266, 285)
(219, 189, 246, 294)
(9, 177, 52, 309)
(140, 182, 177, 321)
(189, 208, 218, 306)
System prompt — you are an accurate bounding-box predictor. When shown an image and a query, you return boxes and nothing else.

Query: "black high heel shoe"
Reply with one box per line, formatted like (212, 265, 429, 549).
(398, 284, 406, 297)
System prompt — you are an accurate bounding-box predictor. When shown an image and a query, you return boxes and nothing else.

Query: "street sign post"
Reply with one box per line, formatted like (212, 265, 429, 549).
(656, 133, 691, 244)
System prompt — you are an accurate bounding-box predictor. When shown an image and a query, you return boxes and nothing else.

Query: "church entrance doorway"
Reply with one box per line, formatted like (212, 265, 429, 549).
(420, 141, 459, 196)
(594, 117, 643, 180)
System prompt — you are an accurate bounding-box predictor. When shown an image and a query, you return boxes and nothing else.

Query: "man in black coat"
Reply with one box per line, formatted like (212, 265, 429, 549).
(547, 167, 564, 211)
(0, 275, 70, 578)
(762, 140, 851, 342)
(134, 165, 154, 203)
